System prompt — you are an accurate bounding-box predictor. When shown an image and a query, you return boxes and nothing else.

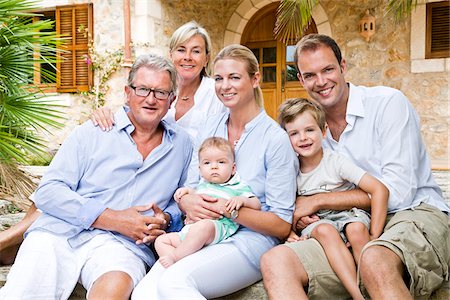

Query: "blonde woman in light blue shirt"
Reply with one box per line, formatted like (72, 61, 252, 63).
(132, 44, 298, 299)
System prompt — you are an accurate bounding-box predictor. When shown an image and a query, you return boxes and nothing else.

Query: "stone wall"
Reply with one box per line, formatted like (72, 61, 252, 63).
(36, 0, 448, 168)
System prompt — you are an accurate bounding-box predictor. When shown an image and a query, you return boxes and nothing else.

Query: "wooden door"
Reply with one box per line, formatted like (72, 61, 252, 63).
(241, 2, 317, 120)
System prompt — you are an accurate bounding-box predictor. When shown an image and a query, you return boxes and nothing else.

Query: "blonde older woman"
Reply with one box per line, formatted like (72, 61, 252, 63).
(92, 21, 226, 140)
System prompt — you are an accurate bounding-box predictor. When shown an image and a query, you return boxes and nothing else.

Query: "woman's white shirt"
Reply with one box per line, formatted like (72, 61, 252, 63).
(165, 76, 226, 140)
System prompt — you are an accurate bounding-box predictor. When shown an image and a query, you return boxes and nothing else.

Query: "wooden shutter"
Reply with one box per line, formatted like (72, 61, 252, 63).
(56, 3, 93, 92)
(426, 1, 450, 59)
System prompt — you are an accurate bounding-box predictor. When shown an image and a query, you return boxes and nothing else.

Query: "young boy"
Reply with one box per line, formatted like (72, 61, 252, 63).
(278, 98, 389, 300)
(155, 137, 261, 268)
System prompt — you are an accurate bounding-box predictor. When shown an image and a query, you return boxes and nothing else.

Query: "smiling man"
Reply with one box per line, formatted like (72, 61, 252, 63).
(261, 34, 449, 299)
(0, 54, 192, 299)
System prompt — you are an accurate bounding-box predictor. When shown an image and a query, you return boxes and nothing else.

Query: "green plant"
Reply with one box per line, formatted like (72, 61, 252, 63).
(79, 30, 124, 110)
(275, 0, 419, 43)
(0, 0, 65, 201)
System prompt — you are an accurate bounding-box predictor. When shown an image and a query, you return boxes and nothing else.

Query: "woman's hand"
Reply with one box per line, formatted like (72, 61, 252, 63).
(91, 106, 115, 131)
(179, 193, 223, 222)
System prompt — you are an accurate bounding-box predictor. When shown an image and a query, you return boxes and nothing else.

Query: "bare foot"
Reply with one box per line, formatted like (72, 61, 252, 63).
(159, 254, 177, 268)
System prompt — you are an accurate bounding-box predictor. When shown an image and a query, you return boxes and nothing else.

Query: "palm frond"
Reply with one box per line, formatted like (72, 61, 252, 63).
(274, 0, 318, 44)
(0, 0, 65, 196)
(0, 161, 35, 209)
(385, 0, 418, 22)
(1, 92, 65, 132)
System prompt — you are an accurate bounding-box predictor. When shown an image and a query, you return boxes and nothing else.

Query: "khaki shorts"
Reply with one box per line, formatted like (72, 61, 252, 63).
(285, 203, 449, 299)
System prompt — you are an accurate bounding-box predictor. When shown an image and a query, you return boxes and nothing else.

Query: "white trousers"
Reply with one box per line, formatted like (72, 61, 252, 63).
(131, 242, 261, 300)
(0, 231, 146, 300)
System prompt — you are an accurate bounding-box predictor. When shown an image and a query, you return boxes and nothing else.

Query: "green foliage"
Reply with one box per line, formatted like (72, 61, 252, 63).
(386, 0, 418, 22)
(275, 0, 318, 44)
(0, 0, 65, 198)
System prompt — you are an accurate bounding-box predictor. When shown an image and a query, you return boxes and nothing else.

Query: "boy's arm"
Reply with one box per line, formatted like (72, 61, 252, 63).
(358, 173, 389, 239)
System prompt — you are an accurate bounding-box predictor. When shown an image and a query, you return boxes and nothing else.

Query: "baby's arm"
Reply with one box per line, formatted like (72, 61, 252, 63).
(358, 173, 389, 239)
(174, 187, 196, 203)
(226, 196, 261, 212)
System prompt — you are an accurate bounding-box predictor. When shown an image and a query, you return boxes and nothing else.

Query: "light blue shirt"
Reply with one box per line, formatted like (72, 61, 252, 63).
(187, 110, 298, 268)
(324, 83, 449, 214)
(29, 107, 192, 266)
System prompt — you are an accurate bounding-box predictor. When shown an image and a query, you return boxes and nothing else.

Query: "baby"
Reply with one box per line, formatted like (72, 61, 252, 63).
(155, 137, 261, 267)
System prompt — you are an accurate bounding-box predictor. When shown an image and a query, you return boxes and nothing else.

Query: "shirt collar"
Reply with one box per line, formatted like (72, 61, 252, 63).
(222, 108, 267, 130)
(346, 83, 365, 118)
(219, 173, 241, 187)
(114, 106, 176, 140)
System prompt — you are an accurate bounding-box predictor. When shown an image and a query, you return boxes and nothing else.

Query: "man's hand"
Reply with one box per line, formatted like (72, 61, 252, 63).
(93, 203, 166, 244)
(179, 193, 222, 222)
(294, 215, 320, 231)
(136, 203, 167, 245)
(293, 195, 320, 231)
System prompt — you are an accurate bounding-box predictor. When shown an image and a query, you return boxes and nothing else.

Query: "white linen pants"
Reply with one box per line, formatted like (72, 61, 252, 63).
(131, 241, 261, 300)
(0, 231, 146, 300)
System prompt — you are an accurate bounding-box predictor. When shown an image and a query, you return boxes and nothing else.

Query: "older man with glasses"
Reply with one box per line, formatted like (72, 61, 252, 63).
(0, 54, 193, 299)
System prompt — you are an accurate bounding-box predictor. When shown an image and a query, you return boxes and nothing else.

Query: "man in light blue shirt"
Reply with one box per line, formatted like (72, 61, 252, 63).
(0, 54, 192, 299)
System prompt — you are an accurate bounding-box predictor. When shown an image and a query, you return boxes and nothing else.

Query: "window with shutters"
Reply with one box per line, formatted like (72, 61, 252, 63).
(33, 4, 93, 92)
(56, 3, 93, 92)
(426, 1, 450, 59)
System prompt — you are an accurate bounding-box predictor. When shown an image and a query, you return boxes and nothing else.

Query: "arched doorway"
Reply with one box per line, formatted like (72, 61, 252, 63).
(241, 2, 317, 120)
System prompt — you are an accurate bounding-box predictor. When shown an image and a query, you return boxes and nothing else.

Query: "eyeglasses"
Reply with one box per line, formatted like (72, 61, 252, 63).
(129, 85, 172, 100)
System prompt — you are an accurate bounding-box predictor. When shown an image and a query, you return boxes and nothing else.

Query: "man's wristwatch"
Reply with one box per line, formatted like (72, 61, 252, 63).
(230, 209, 239, 220)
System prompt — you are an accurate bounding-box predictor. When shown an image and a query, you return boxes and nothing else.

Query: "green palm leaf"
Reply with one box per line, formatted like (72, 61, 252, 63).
(275, 0, 318, 44)
(0, 0, 65, 200)
(386, 0, 418, 22)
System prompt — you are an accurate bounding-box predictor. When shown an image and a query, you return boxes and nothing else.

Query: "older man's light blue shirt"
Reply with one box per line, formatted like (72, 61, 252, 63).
(30, 107, 192, 266)
(187, 110, 298, 268)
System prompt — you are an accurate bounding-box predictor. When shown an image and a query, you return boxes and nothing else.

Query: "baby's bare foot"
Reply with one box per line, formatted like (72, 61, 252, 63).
(159, 254, 176, 268)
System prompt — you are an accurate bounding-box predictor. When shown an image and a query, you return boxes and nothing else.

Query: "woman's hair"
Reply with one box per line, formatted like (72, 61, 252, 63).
(214, 44, 263, 108)
(169, 21, 212, 77)
(198, 137, 235, 161)
(278, 98, 326, 132)
(127, 54, 177, 93)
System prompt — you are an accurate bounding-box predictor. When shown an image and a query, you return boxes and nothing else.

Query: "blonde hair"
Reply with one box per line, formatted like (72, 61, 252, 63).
(198, 137, 235, 161)
(214, 44, 263, 108)
(278, 98, 326, 132)
(169, 21, 212, 77)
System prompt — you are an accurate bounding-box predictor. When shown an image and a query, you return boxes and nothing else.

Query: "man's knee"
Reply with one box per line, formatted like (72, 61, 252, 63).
(261, 245, 307, 282)
(261, 245, 288, 275)
(89, 271, 134, 300)
(360, 245, 403, 278)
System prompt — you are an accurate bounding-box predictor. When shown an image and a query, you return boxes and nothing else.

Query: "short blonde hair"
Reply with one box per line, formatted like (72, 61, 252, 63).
(278, 98, 326, 132)
(214, 44, 263, 108)
(169, 21, 212, 77)
(198, 137, 234, 161)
